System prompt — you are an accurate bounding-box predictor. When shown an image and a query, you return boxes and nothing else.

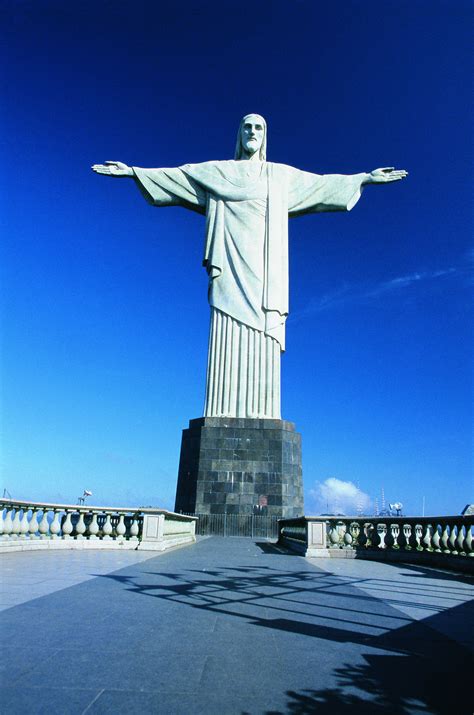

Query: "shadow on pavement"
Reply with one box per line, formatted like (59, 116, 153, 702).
(93, 555, 472, 714)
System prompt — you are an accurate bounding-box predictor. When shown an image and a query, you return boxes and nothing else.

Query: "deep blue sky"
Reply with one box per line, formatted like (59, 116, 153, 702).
(2, 0, 472, 514)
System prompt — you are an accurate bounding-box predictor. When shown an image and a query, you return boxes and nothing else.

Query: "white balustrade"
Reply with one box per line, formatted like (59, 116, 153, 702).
(0, 499, 197, 552)
(278, 514, 474, 569)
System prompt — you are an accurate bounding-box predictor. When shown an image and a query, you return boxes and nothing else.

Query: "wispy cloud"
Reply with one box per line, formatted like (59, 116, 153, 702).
(366, 268, 456, 298)
(291, 266, 459, 322)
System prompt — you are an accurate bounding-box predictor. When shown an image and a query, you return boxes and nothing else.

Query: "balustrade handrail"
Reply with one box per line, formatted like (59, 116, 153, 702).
(0, 498, 197, 520)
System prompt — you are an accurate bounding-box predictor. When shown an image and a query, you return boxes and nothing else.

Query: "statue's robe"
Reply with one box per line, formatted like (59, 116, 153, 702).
(133, 161, 365, 418)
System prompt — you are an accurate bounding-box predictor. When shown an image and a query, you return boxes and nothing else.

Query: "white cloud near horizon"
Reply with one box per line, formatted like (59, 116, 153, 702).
(307, 477, 372, 516)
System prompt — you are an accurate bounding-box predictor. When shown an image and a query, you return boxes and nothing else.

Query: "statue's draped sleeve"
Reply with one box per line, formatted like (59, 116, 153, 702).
(132, 166, 207, 215)
(286, 166, 366, 217)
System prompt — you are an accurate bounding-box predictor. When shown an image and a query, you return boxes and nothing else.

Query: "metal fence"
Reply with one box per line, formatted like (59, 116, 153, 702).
(183, 513, 279, 539)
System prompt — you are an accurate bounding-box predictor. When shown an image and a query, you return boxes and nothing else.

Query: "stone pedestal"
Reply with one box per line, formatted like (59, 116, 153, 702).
(174, 417, 304, 518)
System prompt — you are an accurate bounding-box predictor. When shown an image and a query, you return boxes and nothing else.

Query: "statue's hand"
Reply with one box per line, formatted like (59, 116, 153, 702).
(368, 167, 408, 184)
(91, 161, 133, 177)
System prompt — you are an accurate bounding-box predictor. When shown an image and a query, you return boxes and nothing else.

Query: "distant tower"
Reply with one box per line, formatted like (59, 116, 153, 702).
(356, 481, 363, 516)
(374, 497, 379, 517)
(381, 486, 386, 514)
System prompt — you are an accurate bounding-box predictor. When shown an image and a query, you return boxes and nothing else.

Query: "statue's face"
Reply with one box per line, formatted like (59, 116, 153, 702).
(240, 115, 265, 157)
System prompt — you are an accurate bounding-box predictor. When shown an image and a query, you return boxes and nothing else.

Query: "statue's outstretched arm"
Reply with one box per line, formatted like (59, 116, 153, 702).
(91, 161, 134, 177)
(363, 167, 408, 185)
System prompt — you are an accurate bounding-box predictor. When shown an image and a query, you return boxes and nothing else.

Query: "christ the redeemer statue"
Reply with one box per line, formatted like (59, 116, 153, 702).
(92, 114, 407, 421)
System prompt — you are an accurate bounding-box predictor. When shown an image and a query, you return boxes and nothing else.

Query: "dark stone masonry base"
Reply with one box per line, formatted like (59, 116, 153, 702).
(174, 417, 304, 518)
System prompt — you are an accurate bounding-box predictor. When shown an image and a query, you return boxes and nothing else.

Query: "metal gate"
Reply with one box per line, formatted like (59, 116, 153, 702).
(184, 513, 278, 538)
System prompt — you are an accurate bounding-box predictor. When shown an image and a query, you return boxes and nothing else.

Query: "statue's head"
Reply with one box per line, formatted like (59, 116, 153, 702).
(234, 113, 267, 161)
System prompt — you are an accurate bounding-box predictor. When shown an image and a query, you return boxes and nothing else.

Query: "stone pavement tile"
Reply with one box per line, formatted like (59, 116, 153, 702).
(86, 688, 286, 715)
(0, 686, 101, 715)
(200, 651, 284, 695)
(1, 646, 59, 683)
(14, 649, 207, 693)
(0, 550, 161, 611)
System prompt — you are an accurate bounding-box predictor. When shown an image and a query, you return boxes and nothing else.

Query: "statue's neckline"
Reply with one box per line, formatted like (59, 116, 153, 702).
(227, 160, 266, 186)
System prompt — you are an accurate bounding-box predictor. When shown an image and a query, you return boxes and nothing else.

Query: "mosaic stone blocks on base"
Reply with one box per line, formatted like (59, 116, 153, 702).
(174, 417, 304, 518)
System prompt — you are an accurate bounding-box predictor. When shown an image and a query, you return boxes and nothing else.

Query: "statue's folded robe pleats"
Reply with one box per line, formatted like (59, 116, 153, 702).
(133, 161, 365, 417)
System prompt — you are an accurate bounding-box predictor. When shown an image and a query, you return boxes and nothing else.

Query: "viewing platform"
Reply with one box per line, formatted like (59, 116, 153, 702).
(1, 534, 472, 714)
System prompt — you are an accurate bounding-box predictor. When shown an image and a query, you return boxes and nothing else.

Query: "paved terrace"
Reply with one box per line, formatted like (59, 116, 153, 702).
(1, 537, 473, 714)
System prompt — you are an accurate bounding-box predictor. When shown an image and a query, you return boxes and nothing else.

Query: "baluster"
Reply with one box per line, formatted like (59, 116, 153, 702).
(441, 524, 450, 552)
(390, 523, 400, 549)
(102, 513, 113, 539)
(456, 525, 466, 554)
(414, 523, 423, 551)
(343, 525, 352, 548)
(38, 510, 51, 538)
(50, 510, 61, 538)
(75, 512, 86, 539)
(62, 510, 74, 539)
(423, 524, 433, 552)
(19, 509, 30, 539)
(111, 514, 119, 538)
(336, 521, 346, 547)
(11, 508, 21, 539)
(129, 515, 139, 541)
(377, 523, 387, 549)
(116, 514, 126, 540)
(464, 526, 473, 557)
(431, 524, 441, 552)
(2, 508, 14, 539)
(364, 522, 375, 548)
(38, 509, 49, 539)
(87, 512, 99, 539)
(448, 524, 458, 554)
(349, 521, 360, 547)
(402, 523, 412, 549)
(28, 509, 40, 539)
(328, 522, 340, 548)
